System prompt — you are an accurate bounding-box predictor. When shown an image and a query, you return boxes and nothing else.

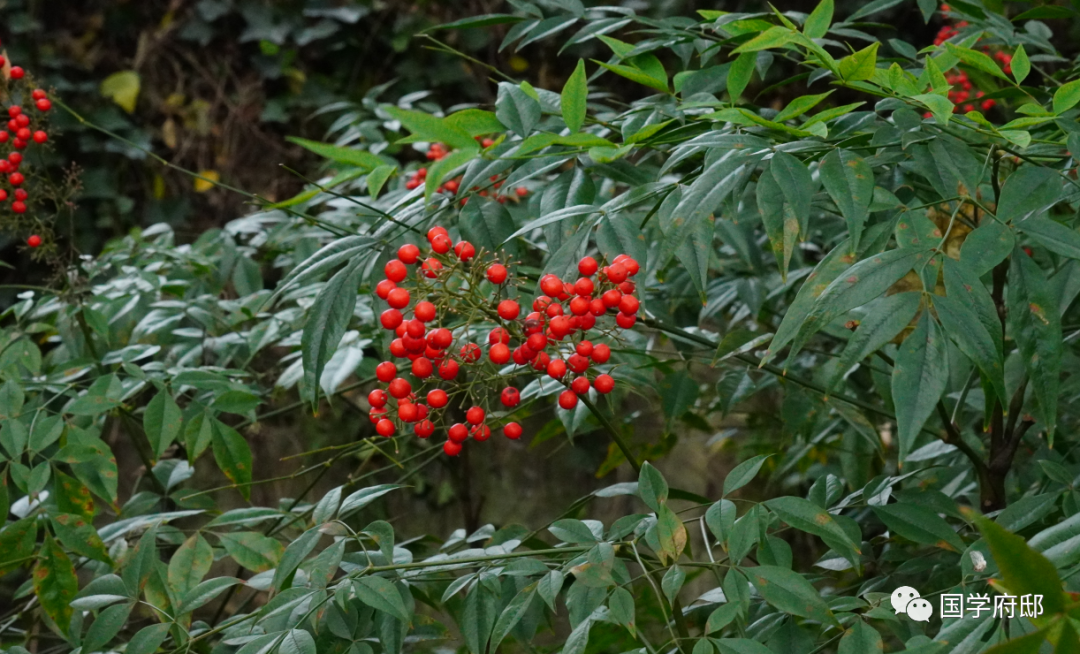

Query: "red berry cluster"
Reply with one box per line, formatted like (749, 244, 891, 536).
(368, 226, 642, 456)
(927, 4, 1005, 115)
(403, 142, 529, 203)
(0, 42, 55, 248)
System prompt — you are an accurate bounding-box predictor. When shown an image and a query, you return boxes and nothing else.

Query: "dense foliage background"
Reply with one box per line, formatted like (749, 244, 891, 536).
(4, 0, 1080, 652)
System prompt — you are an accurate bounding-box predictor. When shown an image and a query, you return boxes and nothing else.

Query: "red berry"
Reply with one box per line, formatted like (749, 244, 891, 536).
(466, 406, 485, 425)
(615, 256, 640, 276)
(460, 343, 481, 362)
(568, 296, 590, 316)
(576, 341, 594, 357)
(421, 258, 442, 278)
(444, 440, 463, 456)
(9, 67, 24, 80)
(549, 316, 571, 338)
(568, 354, 590, 374)
(486, 264, 508, 284)
(412, 357, 434, 378)
(558, 390, 579, 410)
(398, 243, 421, 264)
(7, 106, 19, 118)
(540, 274, 563, 296)
(414, 420, 434, 438)
(527, 333, 548, 351)
(515, 187, 528, 197)
(619, 281, 636, 295)
(512, 346, 530, 366)
(605, 263, 629, 283)
(380, 309, 403, 330)
(17, 189, 30, 201)
(376, 418, 396, 437)
(368, 389, 388, 407)
(489, 343, 510, 364)
(398, 402, 419, 423)
(531, 351, 550, 371)
(547, 359, 567, 379)
(545, 303, 564, 318)
(32, 131, 46, 144)
(471, 424, 491, 441)
(448, 423, 469, 443)
(405, 319, 426, 338)
(592, 344, 611, 363)
(8, 172, 24, 186)
(431, 233, 451, 254)
(376, 361, 397, 382)
(500, 387, 520, 407)
(594, 374, 615, 394)
(375, 279, 396, 300)
(578, 257, 598, 276)
(454, 241, 476, 261)
(571, 377, 590, 394)
(497, 300, 520, 320)
(9, 153, 22, 165)
(438, 358, 459, 380)
(601, 289, 622, 308)
(369, 407, 388, 423)
(415, 301, 437, 322)
(385, 259, 408, 282)
(26, 234, 41, 248)
(388, 378, 412, 399)
(618, 295, 640, 314)
(15, 128, 29, 142)
(0, 132, 8, 144)
(488, 327, 510, 345)
(31, 90, 45, 100)
(574, 277, 595, 296)
(427, 328, 453, 349)
(386, 287, 410, 309)
(427, 389, 449, 408)
(533, 296, 553, 312)
(589, 298, 607, 316)
(12, 139, 25, 150)
(427, 226, 449, 242)
(504, 422, 523, 439)
(616, 313, 636, 329)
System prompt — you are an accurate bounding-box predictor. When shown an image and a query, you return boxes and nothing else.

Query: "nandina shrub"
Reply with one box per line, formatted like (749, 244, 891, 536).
(5, 1, 1080, 654)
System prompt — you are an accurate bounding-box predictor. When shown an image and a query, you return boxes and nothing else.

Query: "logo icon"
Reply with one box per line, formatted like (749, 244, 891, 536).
(891, 586, 921, 614)
(907, 598, 933, 622)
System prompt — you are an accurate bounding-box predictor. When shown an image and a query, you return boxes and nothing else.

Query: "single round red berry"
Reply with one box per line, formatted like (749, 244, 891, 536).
(10, 153, 23, 165)
(376, 419, 396, 437)
(616, 313, 636, 329)
(12, 139, 25, 150)
(569, 296, 590, 315)
(567, 355, 589, 374)
(31, 90, 46, 100)
(17, 189, 29, 201)
(471, 424, 491, 441)
(448, 423, 469, 443)
(549, 316, 571, 338)
(497, 300, 520, 320)
(386, 287, 410, 309)
(466, 406, 485, 425)
(388, 378, 412, 399)
(427, 328, 453, 349)
(459, 343, 481, 363)
(527, 333, 548, 351)
(421, 258, 442, 278)
(427, 388, 449, 408)
(398, 243, 421, 264)
(412, 357, 434, 378)
(558, 390, 579, 410)
(602, 289, 622, 308)
(589, 298, 607, 316)
(431, 233, 451, 254)
(545, 303, 564, 318)
(504, 422, 523, 439)
(571, 377, 590, 394)
(385, 259, 408, 282)
(15, 128, 29, 142)
(9, 67, 24, 80)
(438, 358, 459, 380)
(405, 319, 426, 338)
(375, 279, 396, 300)
(414, 301, 437, 322)
(486, 263, 508, 284)
(500, 387, 520, 407)
(578, 256, 598, 276)
(368, 389, 388, 407)
(398, 402, 419, 423)
(26, 234, 41, 248)
(32, 131, 46, 144)
(7, 106, 20, 118)
(414, 420, 434, 438)
(389, 338, 407, 357)
(576, 341, 594, 357)
(380, 309, 403, 330)
(592, 344, 611, 363)
(594, 374, 615, 394)
(35, 99, 50, 112)
(376, 361, 398, 382)
(547, 359, 567, 379)
(540, 274, 563, 296)
(444, 440, 463, 456)
(574, 277, 595, 296)
(488, 327, 510, 345)
(618, 295, 640, 314)
(531, 351, 550, 371)
(369, 407, 387, 423)
(427, 226, 449, 242)
(533, 296, 553, 312)
(605, 263, 629, 283)
(489, 343, 510, 364)
(9, 172, 24, 186)
(454, 241, 476, 261)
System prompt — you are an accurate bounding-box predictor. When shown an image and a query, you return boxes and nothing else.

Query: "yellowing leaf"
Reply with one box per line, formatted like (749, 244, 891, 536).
(194, 170, 220, 193)
(100, 71, 141, 114)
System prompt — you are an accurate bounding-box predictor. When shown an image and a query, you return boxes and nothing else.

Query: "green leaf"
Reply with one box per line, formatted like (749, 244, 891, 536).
(178, 577, 242, 614)
(892, 312, 949, 461)
(168, 534, 213, 597)
(839, 43, 879, 81)
(757, 161, 799, 280)
(144, 391, 182, 460)
(774, 91, 833, 123)
(273, 527, 323, 591)
(67, 375, 123, 416)
(935, 291, 1006, 404)
(444, 109, 505, 136)
(973, 513, 1065, 615)
(705, 603, 740, 634)
(713, 638, 773, 654)
(765, 496, 861, 563)
(383, 106, 478, 153)
(126, 623, 171, 654)
(656, 504, 688, 565)
(219, 531, 283, 573)
(496, 82, 542, 137)
(279, 630, 316, 654)
(873, 503, 965, 551)
(662, 565, 686, 604)
(914, 93, 954, 125)
(549, 519, 598, 543)
(1008, 250, 1062, 439)
(286, 137, 385, 172)
(638, 461, 669, 512)
(960, 219, 1014, 276)
(608, 586, 636, 635)
(723, 454, 770, 496)
(727, 52, 756, 101)
(82, 601, 133, 653)
(838, 622, 882, 654)
(0, 516, 37, 576)
(50, 513, 110, 563)
(184, 409, 214, 461)
(983, 630, 1049, 653)
(997, 167, 1061, 222)
(659, 155, 748, 269)
(803, 0, 833, 39)
(731, 26, 794, 54)
(594, 60, 668, 93)
(366, 165, 396, 200)
(1054, 79, 1080, 115)
(745, 565, 837, 625)
(100, 70, 141, 113)
(302, 257, 365, 404)
(212, 419, 253, 499)
(354, 576, 410, 622)
(339, 484, 402, 518)
(659, 371, 700, 428)
(945, 42, 1010, 81)
(490, 585, 537, 651)
(1011, 45, 1030, 84)
(829, 292, 921, 390)
(561, 60, 588, 133)
(34, 534, 78, 634)
(1021, 215, 1080, 260)
(436, 14, 525, 30)
(424, 148, 475, 202)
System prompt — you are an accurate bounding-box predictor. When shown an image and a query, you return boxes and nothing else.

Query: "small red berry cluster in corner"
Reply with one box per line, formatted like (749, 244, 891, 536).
(0, 41, 56, 249)
(403, 141, 529, 202)
(927, 4, 1006, 116)
(369, 226, 641, 456)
